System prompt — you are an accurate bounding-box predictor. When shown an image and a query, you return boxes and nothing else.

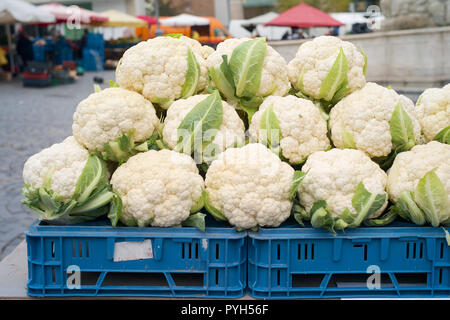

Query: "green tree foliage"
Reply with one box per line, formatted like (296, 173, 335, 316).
(276, 0, 352, 13)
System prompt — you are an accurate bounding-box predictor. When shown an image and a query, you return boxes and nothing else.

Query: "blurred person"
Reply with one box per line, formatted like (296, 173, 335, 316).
(16, 29, 34, 71)
(291, 28, 300, 40)
(79, 29, 88, 58)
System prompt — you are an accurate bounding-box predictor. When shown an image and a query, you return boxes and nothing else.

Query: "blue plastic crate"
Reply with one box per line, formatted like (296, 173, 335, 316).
(26, 218, 247, 298)
(82, 49, 104, 71)
(248, 221, 450, 298)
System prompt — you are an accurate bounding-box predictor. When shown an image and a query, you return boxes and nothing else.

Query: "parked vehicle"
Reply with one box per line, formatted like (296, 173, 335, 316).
(136, 16, 231, 47)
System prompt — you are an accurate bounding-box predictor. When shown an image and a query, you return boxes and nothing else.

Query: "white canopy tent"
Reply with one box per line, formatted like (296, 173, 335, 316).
(228, 19, 252, 38)
(330, 12, 385, 36)
(160, 13, 209, 27)
(233, 12, 291, 41)
(0, 0, 55, 24)
(0, 0, 55, 77)
(242, 12, 278, 26)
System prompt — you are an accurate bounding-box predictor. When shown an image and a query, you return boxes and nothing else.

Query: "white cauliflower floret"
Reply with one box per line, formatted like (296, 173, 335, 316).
(299, 148, 388, 218)
(415, 85, 450, 141)
(205, 143, 294, 229)
(329, 82, 422, 158)
(207, 38, 290, 97)
(200, 45, 215, 59)
(72, 87, 159, 152)
(249, 95, 330, 164)
(162, 94, 245, 152)
(387, 141, 450, 203)
(288, 36, 366, 101)
(110, 149, 204, 227)
(23, 136, 89, 201)
(116, 36, 208, 103)
(179, 35, 215, 59)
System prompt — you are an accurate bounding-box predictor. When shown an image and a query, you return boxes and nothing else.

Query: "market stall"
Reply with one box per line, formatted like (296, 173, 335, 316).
(99, 10, 148, 69)
(37, 3, 109, 73)
(239, 12, 291, 40)
(265, 2, 344, 38)
(0, 0, 55, 80)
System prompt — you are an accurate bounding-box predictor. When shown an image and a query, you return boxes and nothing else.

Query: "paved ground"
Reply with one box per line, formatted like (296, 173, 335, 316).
(0, 70, 422, 262)
(0, 70, 115, 261)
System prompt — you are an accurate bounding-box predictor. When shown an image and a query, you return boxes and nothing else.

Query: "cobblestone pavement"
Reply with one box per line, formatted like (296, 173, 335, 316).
(0, 70, 421, 261)
(0, 70, 114, 261)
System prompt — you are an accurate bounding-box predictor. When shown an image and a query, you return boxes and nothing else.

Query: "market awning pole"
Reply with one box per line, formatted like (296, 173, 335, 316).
(154, 0, 162, 36)
(6, 23, 14, 79)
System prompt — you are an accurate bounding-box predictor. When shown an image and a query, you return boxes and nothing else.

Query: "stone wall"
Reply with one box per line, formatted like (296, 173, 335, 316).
(269, 26, 450, 89)
(380, 0, 450, 30)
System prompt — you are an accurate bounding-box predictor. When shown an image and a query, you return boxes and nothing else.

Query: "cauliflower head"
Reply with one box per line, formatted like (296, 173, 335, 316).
(162, 94, 245, 153)
(298, 148, 388, 219)
(288, 36, 366, 102)
(110, 149, 204, 227)
(23, 136, 89, 201)
(387, 141, 450, 203)
(415, 85, 450, 141)
(204, 143, 295, 229)
(73, 87, 159, 153)
(329, 82, 422, 159)
(22, 136, 117, 225)
(115, 36, 208, 104)
(386, 141, 450, 226)
(249, 95, 330, 164)
(207, 37, 290, 99)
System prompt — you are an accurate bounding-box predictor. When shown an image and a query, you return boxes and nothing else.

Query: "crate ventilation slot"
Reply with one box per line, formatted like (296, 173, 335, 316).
(72, 241, 90, 258)
(97, 272, 203, 288)
(352, 244, 368, 261)
(181, 242, 199, 260)
(297, 243, 315, 260)
(405, 242, 424, 260)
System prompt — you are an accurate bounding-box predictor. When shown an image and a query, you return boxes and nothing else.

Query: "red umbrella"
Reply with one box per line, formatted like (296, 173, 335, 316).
(265, 3, 344, 28)
(137, 15, 157, 25)
(39, 3, 108, 24)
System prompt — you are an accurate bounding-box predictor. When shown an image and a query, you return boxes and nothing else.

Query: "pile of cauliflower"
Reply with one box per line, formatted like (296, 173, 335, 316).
(22, 34, 449, 233)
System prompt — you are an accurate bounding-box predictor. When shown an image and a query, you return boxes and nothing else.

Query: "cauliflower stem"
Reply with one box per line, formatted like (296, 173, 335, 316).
(293, 182, 388, 234)
(207, 38, 268, 125)
(174, 90, 223, 157)
(202, 189, 227, 222)
(434, 126, 450, 144)
(101, 129, 167, 164)
(181, 212, 206, 232)
(372, 101, 418, 170)
(393, 170, 449, 227)
(292, 47, 353, 111)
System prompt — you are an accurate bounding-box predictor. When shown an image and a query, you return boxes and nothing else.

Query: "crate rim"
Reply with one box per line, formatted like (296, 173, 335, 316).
(25, 219, 247, 239)
(248, 223, 450, 240)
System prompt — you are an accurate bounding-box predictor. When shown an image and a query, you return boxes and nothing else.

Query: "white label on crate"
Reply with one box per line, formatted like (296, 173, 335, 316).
(202, 238, 208, 250)
(113, 240, 153, 262)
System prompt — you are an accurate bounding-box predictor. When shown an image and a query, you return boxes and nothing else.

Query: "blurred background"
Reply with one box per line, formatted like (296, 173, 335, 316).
(0, 0, 449, 260)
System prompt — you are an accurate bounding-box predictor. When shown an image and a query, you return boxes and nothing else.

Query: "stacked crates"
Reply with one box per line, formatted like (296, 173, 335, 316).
(26, 218, 449, 298)
(82, 33, 104, 72)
